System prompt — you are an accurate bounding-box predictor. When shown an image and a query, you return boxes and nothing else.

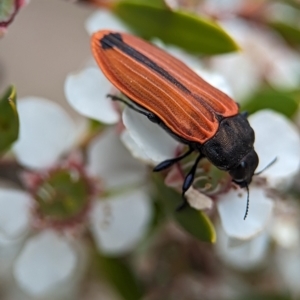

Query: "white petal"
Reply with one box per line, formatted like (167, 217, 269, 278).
(14, 231, 77, 296)
(122, 107, 180, 164)
(249, 110, 300, 189)
(205, 0, 244, 14)
(216, 225, 269, 270)
(217, 186, 273, 239)
(212, 18, 300, 99)
(65, 68, 119, 124)
(120, 130, 152, 163)
(210, 19, 264, 100)
(0, 188, 31, 242)
(0, 241, 23, 281)
(87, 128, 147, 189)
(185, 187, 213, 210)
(267, 50, 300, 89)
(90, 189, 152, 255)
(85, 10, 129, 35)
(13, 98, 77, 169)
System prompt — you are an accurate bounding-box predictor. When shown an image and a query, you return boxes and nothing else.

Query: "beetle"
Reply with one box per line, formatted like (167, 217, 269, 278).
(91, 30, 259, 218)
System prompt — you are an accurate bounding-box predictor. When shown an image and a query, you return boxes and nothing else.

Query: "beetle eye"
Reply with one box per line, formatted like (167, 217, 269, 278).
(230, 161, 247, 182)
(229, 150, 259, 187)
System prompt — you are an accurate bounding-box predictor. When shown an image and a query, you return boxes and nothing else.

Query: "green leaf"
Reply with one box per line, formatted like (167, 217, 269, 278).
(88, 118, 106, 132)
(269, 21, 300, 47)
(175, 206, 216, 243)
(153, 173, 216, 243)
(0, 86, 19, 155)
(95, 254, 143, 300)
(112, 1, 239, 54)
(241, 87, 300, 118)
(120, 0, 166, 8)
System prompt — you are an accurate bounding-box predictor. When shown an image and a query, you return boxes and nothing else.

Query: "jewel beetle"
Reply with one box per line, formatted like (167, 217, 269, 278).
(91, 30, 259, 218)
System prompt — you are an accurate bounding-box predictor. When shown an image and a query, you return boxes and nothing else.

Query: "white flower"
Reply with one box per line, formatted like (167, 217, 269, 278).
(0, 98, 152, 296)
(210, 19, 300, 100)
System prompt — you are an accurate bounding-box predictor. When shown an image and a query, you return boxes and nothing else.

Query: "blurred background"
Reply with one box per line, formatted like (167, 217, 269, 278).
(0, 0, 93, 118)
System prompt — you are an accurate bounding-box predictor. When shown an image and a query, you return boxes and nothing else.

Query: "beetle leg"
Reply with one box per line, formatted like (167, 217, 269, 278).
(107, 94, 159, 122)
(146, 113, 160, 124)
(153, 147, 194, 172)
(108, 94, 149, 116)
(176, 153, 204, 211)
(176, 200, 189, 211)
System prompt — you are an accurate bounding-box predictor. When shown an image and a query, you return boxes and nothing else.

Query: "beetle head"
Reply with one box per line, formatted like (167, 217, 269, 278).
(229, 149, 259, 187)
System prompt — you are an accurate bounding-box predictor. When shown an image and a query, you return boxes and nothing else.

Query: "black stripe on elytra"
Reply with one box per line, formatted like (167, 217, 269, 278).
(100, 33, 191, 94)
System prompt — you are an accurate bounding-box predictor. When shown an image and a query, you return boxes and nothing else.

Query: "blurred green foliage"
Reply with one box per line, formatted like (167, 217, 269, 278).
(270, 21, 300, 47)
(241, 86, 300, 118)
(95, 253, 143, 300)
(0, 86, 19, 155)
(113, 0, 239, 54)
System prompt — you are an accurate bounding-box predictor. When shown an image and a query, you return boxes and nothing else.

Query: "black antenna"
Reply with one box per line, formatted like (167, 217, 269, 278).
(243, 184, 249, 220)
(243, 157, 277, 220)
(254, 157, 277, 176)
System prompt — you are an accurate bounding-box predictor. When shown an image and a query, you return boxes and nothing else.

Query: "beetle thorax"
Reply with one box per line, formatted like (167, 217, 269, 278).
(201, 114, 257, 172)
